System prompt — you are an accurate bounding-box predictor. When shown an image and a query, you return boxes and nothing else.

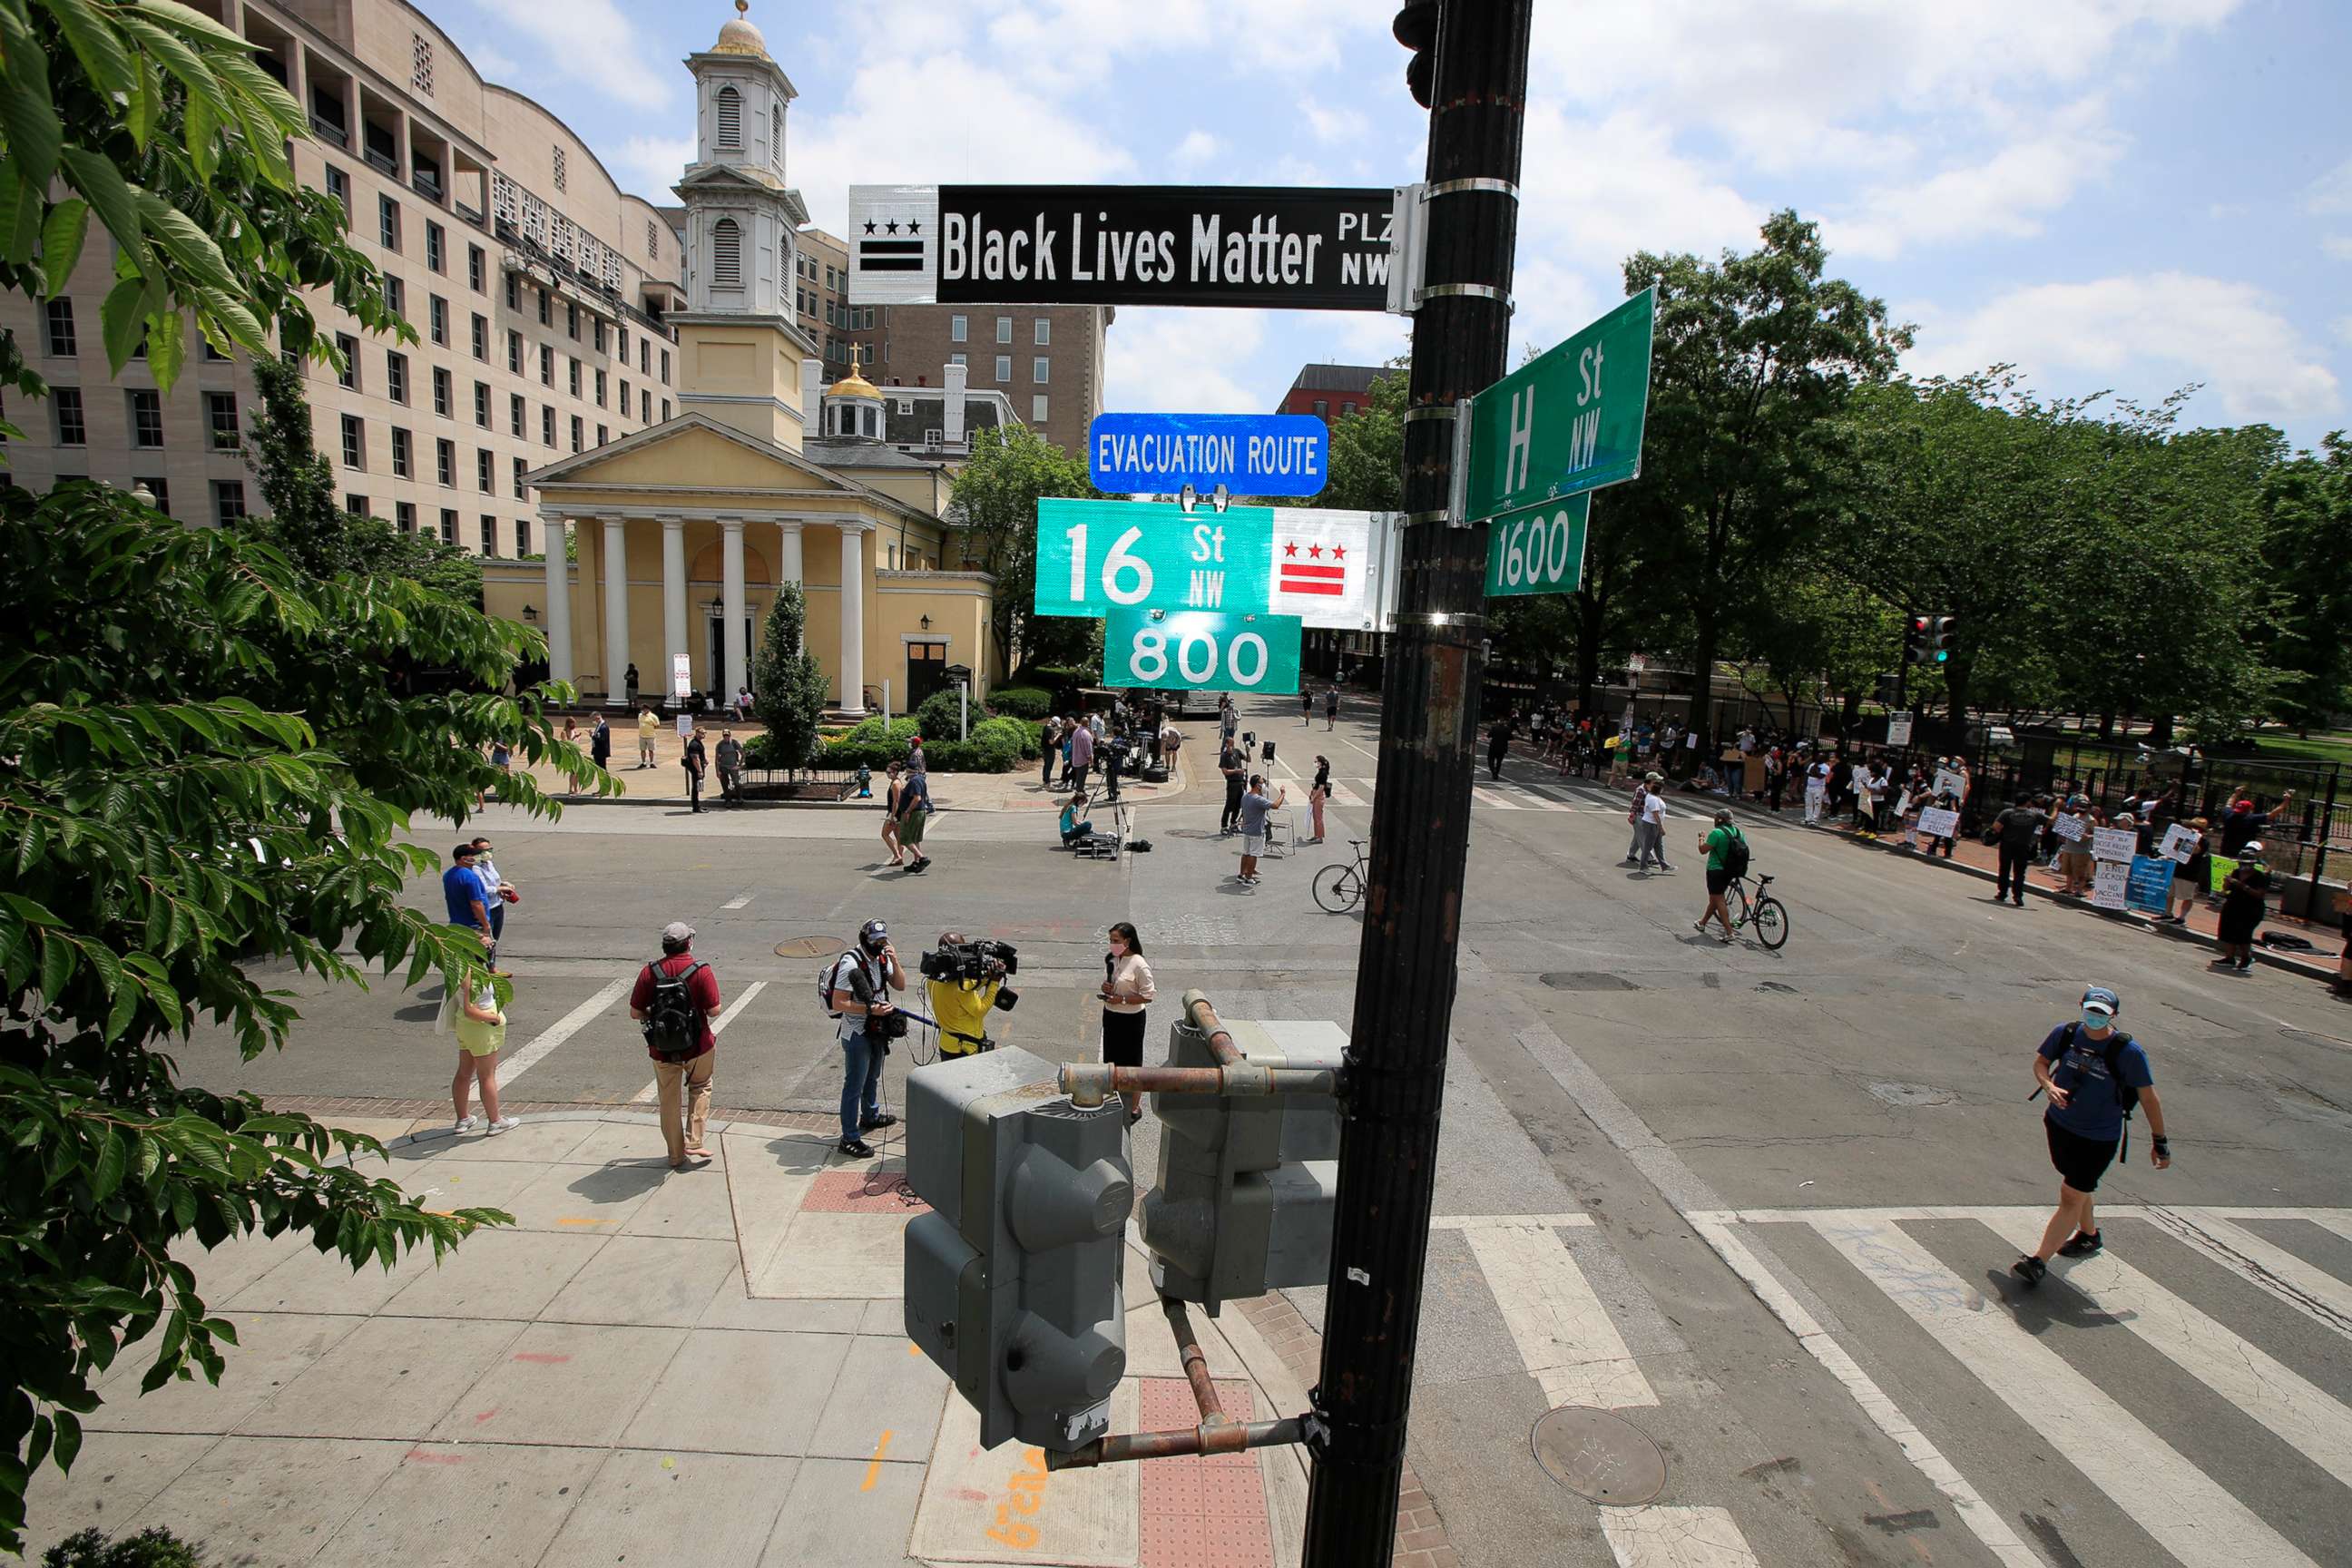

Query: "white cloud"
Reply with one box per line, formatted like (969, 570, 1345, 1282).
(1911, 272, 2340, 424)
(1828, 99, 2127, 260)
(1301, 98, 1368, 145)
(458, 0, 670, 109)
(2337, 316, 2352, 349)
(464, 41, 519, 82)
(1102, 308, 1273, 414)
(2304, 157, 2352, 217)
(1169, 131, 1222, 172)
(1514, 108, 1762, 311)
(2322, 236, 2352, 263)
(610, 135, 696, 201)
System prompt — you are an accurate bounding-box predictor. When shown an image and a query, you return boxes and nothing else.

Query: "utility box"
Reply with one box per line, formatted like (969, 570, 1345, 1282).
(1141, 1018, 1344, 1315)
(903, 1046, 1132, 1453)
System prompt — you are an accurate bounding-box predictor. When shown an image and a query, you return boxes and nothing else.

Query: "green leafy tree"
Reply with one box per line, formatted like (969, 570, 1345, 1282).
(949, 425, 1101, 671)
(1618, 211, 1909, 749)
(1318, 359, 1406, 511)
(2258, 433, 2352, 733)
(751, 581, 829, 770)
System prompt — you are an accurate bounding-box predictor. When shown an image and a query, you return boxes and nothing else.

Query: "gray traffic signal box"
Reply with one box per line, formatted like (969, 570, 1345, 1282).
(1141, 1018, 1344, 1315)
(903, 1045, 1132, 1453)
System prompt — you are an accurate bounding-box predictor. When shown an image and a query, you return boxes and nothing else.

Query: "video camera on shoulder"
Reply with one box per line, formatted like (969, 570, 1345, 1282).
(918, 936, 1021, 1009)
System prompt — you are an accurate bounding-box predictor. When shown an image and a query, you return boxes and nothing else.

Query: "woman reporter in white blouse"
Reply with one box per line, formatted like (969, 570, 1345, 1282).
(1099, 921, 1156, 1125)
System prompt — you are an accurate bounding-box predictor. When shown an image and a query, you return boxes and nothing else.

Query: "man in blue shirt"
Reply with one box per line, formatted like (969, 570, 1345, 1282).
(442, 844, 495, 966)
(2012, 985, 2171, 1286)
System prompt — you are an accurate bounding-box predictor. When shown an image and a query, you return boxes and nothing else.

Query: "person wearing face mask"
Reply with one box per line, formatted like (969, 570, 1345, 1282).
(825, 918, 906, 1159)
(1098, 922, 1155, 1124)
(2012, 985, 2169, 1286)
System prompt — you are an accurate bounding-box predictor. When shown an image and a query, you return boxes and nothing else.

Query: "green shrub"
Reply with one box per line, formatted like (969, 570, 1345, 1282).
(926, 723, 1022, 773)
(44, 1527, 205, 1568)
(915, 688, 968, 740)
(1019, 665, 1089, 712)
(972, 716, 1038, 760)
(985, 684, 1054, 720)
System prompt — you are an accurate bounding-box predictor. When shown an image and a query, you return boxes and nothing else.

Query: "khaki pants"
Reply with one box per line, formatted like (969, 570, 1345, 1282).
(654, 1052, 715, 1163)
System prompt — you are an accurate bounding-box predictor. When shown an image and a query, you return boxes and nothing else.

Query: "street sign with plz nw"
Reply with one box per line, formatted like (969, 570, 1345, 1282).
(1465, 289, 1655, 595)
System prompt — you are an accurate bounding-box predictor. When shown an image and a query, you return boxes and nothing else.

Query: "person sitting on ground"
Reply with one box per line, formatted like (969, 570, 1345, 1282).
(1059, 791, 1097, 847)
(1687, 762, 1723, 794)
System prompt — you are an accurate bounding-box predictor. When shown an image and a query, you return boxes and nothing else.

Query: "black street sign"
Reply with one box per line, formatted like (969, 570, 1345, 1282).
(848, 184, 1400, 312)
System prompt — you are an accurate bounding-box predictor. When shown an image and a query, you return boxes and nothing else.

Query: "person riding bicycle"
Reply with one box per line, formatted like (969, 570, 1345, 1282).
(1694, 808, 1749, 944)
(925, 929, 1004, 1058)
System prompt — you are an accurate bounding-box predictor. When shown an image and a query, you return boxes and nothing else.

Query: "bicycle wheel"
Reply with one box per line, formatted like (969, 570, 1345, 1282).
(1312, 863, 1363, 914)
(1751, 896, 1789, 950)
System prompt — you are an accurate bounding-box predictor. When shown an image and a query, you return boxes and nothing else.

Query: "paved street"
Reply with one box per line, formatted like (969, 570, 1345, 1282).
(33, 691, 2352, 1568)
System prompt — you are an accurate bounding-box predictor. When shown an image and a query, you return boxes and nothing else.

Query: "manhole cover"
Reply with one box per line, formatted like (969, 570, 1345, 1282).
(1541, 972, 1639, 992)
(1868, 1081, 1955, 1108)
(774, 936, 840, 959)
(1532, 1406, 1667, 1504)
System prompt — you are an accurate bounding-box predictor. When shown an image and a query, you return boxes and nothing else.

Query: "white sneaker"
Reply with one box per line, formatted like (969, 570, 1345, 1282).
(485, 1116, 520, 1135)
(452, 1115, 478, 1133)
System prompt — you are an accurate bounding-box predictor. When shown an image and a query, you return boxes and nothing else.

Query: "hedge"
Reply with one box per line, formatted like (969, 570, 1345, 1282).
(985, 684, 1054, 720)
(813, 714, 1029, 773)
(914, 687, 967, 740)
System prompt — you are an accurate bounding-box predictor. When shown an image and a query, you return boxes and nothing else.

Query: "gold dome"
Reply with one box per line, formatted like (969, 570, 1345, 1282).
(828, 344, 881, 401)
(713, 0, 769, 56)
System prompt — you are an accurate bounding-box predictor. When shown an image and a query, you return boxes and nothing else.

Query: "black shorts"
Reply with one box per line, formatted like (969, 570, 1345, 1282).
(1706, 867, 1735, 895)
(1102, 1008, 1146, 1066)
(2045, 1116, 2120, 1192)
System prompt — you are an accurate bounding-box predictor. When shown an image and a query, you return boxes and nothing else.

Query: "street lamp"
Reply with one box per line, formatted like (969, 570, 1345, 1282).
(919, 613, 932, 632)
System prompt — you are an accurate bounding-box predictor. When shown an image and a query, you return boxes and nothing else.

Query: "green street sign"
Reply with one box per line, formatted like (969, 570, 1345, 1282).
(1484, 494, 1590, 597)
(1464, 288, 1654, 527)
(1034, 497, 1274, 619)
(1102, 609, 1302, 694)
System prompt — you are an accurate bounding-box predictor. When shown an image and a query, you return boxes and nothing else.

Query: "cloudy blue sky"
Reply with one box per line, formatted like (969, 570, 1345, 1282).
(438, 0, 2350, 449)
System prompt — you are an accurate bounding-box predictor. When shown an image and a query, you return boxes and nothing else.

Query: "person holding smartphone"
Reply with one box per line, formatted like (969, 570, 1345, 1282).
(828, 919, 906, 1159)
(1099, 922, 1155, 1125)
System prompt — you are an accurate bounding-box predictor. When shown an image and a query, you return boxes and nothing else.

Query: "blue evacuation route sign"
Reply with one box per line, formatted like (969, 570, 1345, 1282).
(1088, 412, 1328, 499)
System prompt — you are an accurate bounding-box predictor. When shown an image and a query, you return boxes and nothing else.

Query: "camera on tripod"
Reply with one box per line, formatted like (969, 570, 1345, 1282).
(918, 937, 1021, 1011)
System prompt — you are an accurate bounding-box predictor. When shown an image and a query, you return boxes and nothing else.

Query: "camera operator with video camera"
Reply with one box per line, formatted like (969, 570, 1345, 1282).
(826, 918, 906, 1159)
(922, 932, 1020, 1060)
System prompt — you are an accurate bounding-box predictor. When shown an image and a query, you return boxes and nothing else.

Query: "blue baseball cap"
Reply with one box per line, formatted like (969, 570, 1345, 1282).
(2082, 985, 2121, 1017)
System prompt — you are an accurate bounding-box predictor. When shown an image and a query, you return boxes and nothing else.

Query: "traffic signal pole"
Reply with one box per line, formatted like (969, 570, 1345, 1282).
(1303, 3, 1534, 1563)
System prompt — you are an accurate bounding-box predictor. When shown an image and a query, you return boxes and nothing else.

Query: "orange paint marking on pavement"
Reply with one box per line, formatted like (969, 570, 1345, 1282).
(403, 1449, 468, 1465)
(512, 1352, 572, 1364)
(863, 1430, 894, 1491)
(907, 1341, 922, 1356)
(555, 1217, 613, 1227)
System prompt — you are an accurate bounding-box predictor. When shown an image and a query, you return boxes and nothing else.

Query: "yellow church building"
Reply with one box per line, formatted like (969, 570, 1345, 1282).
(508, 5, 1003, 713)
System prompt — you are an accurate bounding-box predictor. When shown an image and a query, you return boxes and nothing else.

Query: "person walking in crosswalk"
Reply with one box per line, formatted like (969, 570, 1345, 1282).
(2013, 985, 2171, 1286)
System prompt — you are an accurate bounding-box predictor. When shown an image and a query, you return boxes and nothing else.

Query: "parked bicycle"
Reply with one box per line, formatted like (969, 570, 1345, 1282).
(1726, 871, 1789, 949)
(1312, 838, 1371, 914)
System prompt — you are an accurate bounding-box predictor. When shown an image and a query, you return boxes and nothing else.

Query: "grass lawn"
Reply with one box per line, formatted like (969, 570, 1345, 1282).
(2251, 731, 2352, 769)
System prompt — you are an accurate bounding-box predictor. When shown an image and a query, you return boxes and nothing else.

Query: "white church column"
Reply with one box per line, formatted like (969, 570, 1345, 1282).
(838, 523, 866, 713)
(538, 511, 573, 686)
(601, 514, 630, 708)
(777, 518, 803, 587)
(720, 516, 748, 699)
(661, 514, 689, 703)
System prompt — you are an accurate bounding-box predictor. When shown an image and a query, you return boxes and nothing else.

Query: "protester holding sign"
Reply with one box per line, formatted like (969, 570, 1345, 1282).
(2212, 846, 2271, 973)
(2056, 806, 2097, 897)
(2164, 819, 2211, 925)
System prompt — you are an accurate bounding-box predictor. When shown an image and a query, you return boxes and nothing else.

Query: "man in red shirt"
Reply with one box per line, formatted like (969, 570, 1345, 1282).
(629, 921, 723, 1169)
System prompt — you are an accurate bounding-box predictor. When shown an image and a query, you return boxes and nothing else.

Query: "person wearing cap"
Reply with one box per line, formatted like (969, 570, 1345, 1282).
(1989, 795, 2048, 907)
(682, 724, 709, 813)
(469, 837, 516, 976)
(827, 918, 906, 1159)
(442, 844, 495, 966)
(1636, 772, 1673, 873)
(1693, 808, 1744, 943)
(2218, 789, 2291, 859)
(897, 760, 934, 874)
(2013, 985, 2169, 1286)
(629, 922, 723, 1169)
(2213, 843, 2270, 972)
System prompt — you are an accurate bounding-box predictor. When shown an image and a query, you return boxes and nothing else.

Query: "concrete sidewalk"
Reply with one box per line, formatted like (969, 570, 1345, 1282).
(25, 1110, 1313, 1568)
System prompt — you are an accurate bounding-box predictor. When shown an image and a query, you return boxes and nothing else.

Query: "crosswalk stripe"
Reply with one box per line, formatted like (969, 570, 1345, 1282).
(1328, 782, 1369, 807)
(1690, 1219, 2042, 1568)
(1815, 1214, 2318, 1568)
(1462, 1220, 1655, 1409)
(2148, 1209, 2352, 1338)
(628, 980, 767, 1104)
(496, 978, 631, 1088)
(1498, 782, 1574, 810)
(1469, 787, 1521, 809)
(1601, 1504, 1762, 1568)
(1982, 1213, 2352, 1490)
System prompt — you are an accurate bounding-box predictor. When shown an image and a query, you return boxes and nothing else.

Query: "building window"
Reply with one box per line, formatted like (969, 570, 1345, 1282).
(439, 508, 456, 544)
(471, 313, 487, 360)
(661, 398, 671, 421)
(1033, 394, 1050, 423)
(551, 145, 566, 191)
(477, 447, 493, 492)
(715, 84, 742, 148)
(1033, 356, 1049, 384)
(345, 493, 368, 516)
(332, 333, 357, 388)
(710, 218, 742, 288)
(517, 517, 532, 556)
(204, 392, 239, 449)
(949, 314, 967, 344)
(510, 394, 524, 437)
(593, 318, 606, 354)
(617, 328, 630, 364)
(507, 330, 522, 374)
(1313, 398, 1328, 417)
(377, 194, 399, 250)
(565, 301, 579, 340)
(128, 389, 163, 448)
(339, 414, 363, 467)
(640, 340, 649, 374)
(949, 351, 965, 368)
(659, 349, 670, 385)
(386, 351, 408, 404)
(432, 366, 452, 416)
(135, 476, 168, 516)
(384, 276, 404, 319)
(474, 380, 489, 427)
(542, 406, 554, 446)
(203, 339, 227, 363)
(468, 243, 485, 291)
(620, 377, 631, 414)
(594, 368, 607, 407)
(411, 32, 434, 93)
(641, 389, 652, 422)
(994, 356, 1011, 383)
(213, 481, 247, 524)
(513, 456, 527, 498)
(436, 438, 455, 487)
(396, 501, 415, 534)
(505, 274, 520, 312)
(536, 288, 550, 327)
(53, 387, 85, 445)
(480, 515, 496, 555)
(596, 423, 608, 446)
(428, 295, 447, 346)
(391, 426, 412, 477)
(568, 358, 581, 397)
(647, 220, 660, 260)
(540, 344, 553, 386)
(324, 164, 348, 222)
(995, 316, 1013, 345)
(569, 415, 583, 453)
(771, 101, 782, 162)
(1034, 318, 1051, 346)
(426, 221, 445, 273)
(44, 298, 74, 355)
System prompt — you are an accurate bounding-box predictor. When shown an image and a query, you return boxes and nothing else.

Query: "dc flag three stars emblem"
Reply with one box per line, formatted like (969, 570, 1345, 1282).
(846, 186, 941, 303)
(1270, 510, 1379, 626)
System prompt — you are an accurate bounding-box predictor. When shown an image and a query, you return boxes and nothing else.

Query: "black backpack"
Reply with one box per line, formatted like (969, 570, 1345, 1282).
(640, 957, 708, 1063)
(1720, 826, 1750, 879)
(2054, 1022, 2143, 1158)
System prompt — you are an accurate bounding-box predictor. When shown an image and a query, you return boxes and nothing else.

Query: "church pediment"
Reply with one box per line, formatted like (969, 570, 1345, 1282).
(525, 412, 911, 513)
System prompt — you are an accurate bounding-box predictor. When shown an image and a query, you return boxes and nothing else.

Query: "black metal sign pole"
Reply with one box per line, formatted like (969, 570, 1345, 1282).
(1301, 2, 1534, 1563)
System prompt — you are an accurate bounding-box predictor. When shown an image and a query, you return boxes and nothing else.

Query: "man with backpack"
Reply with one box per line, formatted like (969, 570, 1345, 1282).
(2012, 985, 2171, 1286)
(629, 921, 723, 1171)
(1693, 808, 1747, 943)
(825, 918, 907, 1159)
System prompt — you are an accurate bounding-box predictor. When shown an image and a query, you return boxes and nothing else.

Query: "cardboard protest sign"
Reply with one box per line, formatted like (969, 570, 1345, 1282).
(2126, 857, 2174, 915)
(2054, 812, 2086, 841)
(2159, 823, 2199, 863)
(1916, 807, 1960, 840)
(2209, 854, 2237, 893)
(2092, 860, 2131, 911)
(2092, 827, 2139, 862)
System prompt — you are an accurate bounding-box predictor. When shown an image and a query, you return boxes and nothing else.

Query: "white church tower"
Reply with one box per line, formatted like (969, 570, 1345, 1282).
(671, 2, 817, 447)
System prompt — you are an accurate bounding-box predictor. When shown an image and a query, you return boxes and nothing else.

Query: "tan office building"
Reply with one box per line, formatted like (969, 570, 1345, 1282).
(0, 0, 683, 559)
(866, 304, 1110, 456)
